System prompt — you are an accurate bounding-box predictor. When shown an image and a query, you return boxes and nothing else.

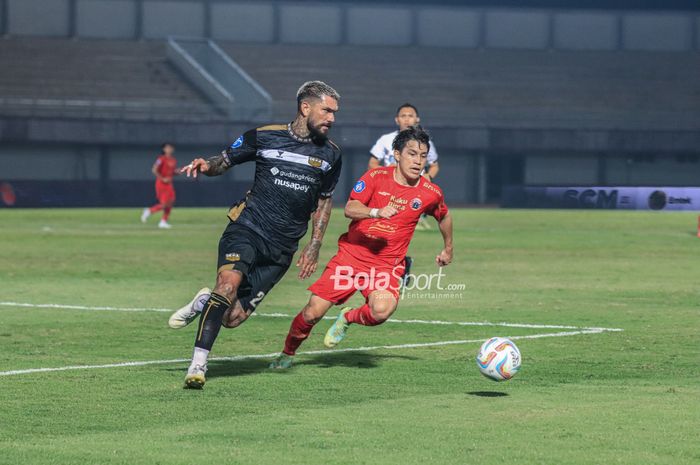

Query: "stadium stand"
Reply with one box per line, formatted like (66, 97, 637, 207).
(0, 38, 222, 122)
(221, 43, 700, 131)
(0, 38, 698, 132)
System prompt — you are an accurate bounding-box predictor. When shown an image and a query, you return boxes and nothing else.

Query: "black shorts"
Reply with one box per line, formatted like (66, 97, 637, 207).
(217, 221, 294, 313)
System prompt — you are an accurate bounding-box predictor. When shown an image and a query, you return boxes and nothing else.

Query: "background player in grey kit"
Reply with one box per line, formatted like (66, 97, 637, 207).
(172, 81, 342, 389)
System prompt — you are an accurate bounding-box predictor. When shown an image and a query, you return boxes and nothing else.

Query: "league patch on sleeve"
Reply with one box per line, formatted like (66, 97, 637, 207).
(353, 180, 366, 193)
(230, 135, 244, 149)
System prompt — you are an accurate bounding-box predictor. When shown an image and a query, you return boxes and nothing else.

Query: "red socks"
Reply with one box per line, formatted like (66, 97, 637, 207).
(283, 312, 316, 355)
(344, 304, 381, 326)
(283, 304, 385, 355)
(163, 206, 172, 221)
(149, 204, 163, 213)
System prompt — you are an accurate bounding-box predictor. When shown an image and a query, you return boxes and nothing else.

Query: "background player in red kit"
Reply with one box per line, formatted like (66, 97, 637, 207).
(141, 142, 179, 229)
(270, 126, 453, 368)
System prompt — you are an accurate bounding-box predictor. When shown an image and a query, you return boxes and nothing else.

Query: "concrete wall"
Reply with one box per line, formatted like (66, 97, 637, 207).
(417, 7, 480, 48)
(142, 1, 205, 38)
(623, 13, 693, 51)
(3, 1, 698, 51)
(0, 144, 100, 180)
(525, 154, 599, 185)
(553, 11, 618, 50)
(2, 141, 698, 207)
(0, 142, 485, 205)
(605, 155, 700, 185)
(76, 0, 136, 39)
(7, 0, 70, 36)
(280, 4, 342, 44)
(346, 6, 413, 46)
(485, 10, 550, 49)
(210, 2, 274, 42)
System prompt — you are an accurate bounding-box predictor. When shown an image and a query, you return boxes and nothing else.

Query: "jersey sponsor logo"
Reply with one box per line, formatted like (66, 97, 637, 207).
(410, 198, 423, 210)
(368, 222, 397, 234)
(225, 253, 241, 262)
(370, 169, 388, 177)
(423, 182, 441, 194)
(270, 165, 315, 182)
(279, 170, 316, 183)
(388, 195, 408, 212)
(274, 177, 310, 192)
(308, 157, 323, 168)
(353, 180, 366, 193)
(231, 135, 244, 149)
(378, 191, 391, 196)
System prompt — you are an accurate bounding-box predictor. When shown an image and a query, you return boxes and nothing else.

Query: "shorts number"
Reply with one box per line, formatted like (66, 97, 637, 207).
(249, 291, 266, 308)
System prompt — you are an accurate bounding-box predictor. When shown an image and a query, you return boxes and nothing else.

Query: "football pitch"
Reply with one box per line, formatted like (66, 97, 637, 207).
(0, 208, 698, 465)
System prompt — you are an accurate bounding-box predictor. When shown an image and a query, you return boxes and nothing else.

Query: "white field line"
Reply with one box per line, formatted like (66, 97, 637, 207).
(0, 301, 623, 332)
(0, 329, 603, 377)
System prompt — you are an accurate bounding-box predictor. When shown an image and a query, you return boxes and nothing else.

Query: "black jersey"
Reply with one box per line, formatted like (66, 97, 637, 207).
(222, 123, 342, 253)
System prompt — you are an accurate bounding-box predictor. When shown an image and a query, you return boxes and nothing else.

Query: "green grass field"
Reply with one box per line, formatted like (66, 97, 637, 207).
(1, 208, 698, 465)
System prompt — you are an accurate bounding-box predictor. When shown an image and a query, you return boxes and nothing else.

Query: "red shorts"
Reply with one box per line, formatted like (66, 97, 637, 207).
(308, 248, 404, 305)
(156, 182, 175, 204)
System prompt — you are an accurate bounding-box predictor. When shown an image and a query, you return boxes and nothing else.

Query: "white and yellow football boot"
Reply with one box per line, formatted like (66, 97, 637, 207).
(168, 287, 211, 329)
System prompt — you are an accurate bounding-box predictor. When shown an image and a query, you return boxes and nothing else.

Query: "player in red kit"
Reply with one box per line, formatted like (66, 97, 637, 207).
(270, 126, 453, 368)
(141, 143, 179, 229)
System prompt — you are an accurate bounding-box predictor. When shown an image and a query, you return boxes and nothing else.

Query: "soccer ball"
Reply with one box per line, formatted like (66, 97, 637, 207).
(476, 337, 521, 381)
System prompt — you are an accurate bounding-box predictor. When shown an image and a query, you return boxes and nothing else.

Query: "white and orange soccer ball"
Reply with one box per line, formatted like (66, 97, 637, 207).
(476, 337, 522, 381)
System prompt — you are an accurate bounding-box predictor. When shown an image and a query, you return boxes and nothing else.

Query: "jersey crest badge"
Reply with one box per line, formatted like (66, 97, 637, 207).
(410, 198, 422, 210)
(308, 157, 323, 168)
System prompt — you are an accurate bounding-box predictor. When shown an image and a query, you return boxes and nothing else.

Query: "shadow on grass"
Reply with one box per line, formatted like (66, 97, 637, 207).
(466, 391, 509, 397)
(168, 351, 418, 379)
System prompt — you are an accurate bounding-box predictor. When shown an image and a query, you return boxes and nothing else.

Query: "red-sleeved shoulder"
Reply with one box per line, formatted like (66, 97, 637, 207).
(348, 168, 390, 204)
(421, 178, 448, 221)
(365, 167, 391, 181)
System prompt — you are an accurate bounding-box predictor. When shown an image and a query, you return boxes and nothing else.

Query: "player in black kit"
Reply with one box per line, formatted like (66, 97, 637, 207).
(171, 81, 341, 389)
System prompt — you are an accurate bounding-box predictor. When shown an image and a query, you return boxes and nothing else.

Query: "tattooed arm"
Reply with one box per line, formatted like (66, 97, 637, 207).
(180, 152, 230, 178)
(296, 196, 333, 279)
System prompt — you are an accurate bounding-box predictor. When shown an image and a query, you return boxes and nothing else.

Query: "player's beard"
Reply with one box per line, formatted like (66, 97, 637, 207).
(308, 118, 330, 141)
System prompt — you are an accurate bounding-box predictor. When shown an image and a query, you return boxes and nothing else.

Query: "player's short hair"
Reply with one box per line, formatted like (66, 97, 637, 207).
(392, 125, 430, 154)
(396, 103, 419, 117)
(296, 81, 340, 110)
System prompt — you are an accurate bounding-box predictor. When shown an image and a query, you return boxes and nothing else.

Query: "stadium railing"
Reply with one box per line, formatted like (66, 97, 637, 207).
(0, 97, 224, 122)
(166, 37, 272, 122)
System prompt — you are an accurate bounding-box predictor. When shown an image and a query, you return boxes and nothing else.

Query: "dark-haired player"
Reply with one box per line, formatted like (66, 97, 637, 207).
(141, 143, 179, 229)
(169, 81, 342, 388)
(270, 126, 453, 369)
(368, 104, 441, 284)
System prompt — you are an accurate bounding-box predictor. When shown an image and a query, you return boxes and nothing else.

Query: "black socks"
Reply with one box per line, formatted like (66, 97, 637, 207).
(194, 292, 232, 351)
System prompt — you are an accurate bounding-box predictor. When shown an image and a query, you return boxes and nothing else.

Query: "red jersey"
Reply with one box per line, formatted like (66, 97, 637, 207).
(155, 154, 177, 181)
(339, 167, 449, 266)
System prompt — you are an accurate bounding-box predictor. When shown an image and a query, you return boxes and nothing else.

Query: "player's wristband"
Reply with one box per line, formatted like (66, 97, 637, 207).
(369, 208, 379, 218)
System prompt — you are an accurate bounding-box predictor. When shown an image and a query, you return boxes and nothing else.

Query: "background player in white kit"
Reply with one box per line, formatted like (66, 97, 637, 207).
(368, 103, 439, 181)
